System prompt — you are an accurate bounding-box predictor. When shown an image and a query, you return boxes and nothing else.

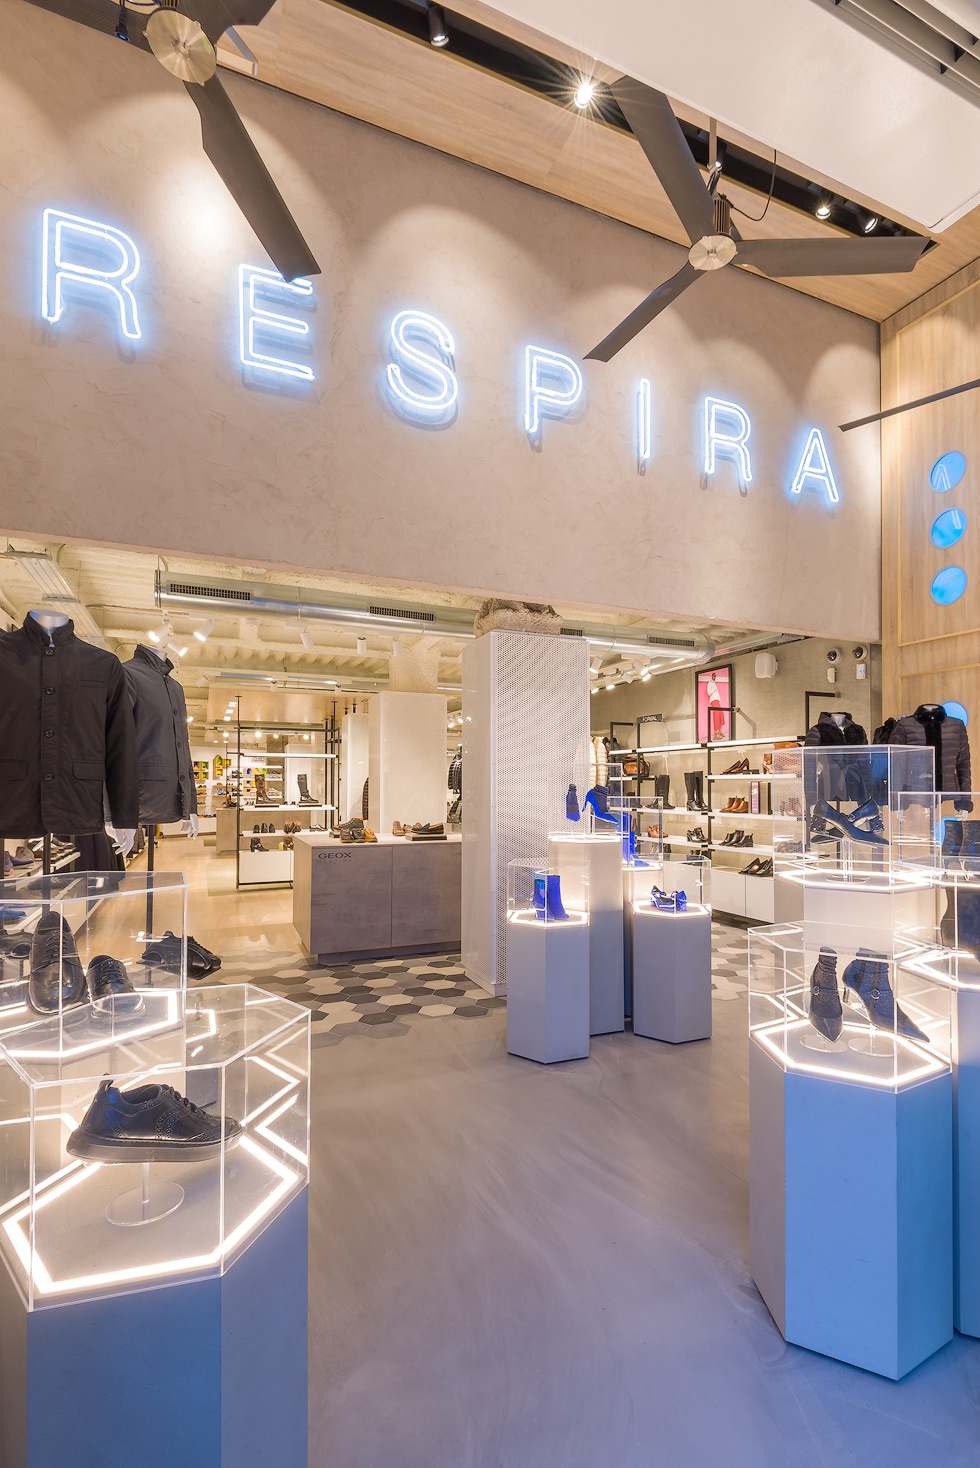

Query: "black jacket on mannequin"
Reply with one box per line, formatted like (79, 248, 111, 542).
(804, 712, 868, 747)
(0, 614, 139, 836)
(122, 645, 198, 822)
(889, 705, 972, 801)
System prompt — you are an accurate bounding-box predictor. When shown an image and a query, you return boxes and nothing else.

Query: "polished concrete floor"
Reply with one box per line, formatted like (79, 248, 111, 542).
(173, 837, 980, 1465)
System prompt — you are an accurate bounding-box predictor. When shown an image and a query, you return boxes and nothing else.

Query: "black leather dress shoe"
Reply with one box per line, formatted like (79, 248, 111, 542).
(66, 1079, 243, 1163)
(87, 954, 144, 1015)
(28, 912, 87, 1015)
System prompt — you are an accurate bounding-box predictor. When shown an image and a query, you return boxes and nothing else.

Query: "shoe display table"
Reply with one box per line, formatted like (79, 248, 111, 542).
(292, 832, 461, 963)
(548, 834, 623, 1035)
(0, 984, 310, 1467)
(505, 908, 590, 1064)
(631, 901, 711, 1044)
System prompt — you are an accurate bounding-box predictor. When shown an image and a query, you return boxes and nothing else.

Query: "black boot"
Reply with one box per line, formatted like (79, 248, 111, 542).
(656, 774, 675, 810)
(808, 947, 843, 1042)
(684, 771, 698, 811)
(694, 770, 710, 813)
(297, 774, 318, 806)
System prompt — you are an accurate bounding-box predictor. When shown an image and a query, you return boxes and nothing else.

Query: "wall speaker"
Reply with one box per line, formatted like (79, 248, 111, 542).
(755, 652, 778, 679)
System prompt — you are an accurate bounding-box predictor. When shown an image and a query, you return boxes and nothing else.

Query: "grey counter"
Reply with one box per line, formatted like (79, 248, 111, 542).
(292, 833, 461, 963)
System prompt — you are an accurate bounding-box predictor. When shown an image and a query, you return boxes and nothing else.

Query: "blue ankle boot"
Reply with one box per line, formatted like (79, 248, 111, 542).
(545, 874, 569, 920)
(566, 784, 580, 822)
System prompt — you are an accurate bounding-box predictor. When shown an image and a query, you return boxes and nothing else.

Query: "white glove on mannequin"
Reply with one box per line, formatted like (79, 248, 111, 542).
(106, 826, 137, 858)
(179, 815, 200, 838)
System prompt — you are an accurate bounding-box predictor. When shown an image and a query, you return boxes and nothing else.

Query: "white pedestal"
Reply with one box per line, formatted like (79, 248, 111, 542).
(368, 692, 448, 836)
(0, 1191, 308, 1468)
(952, 985, 980, 1337)
(774, 874, 934, 951)
(505, 912, 589, 1064)
(749, 1038, 953, 1378)
(632, 904, 711, 1043)
(549, 836, 624, 1035)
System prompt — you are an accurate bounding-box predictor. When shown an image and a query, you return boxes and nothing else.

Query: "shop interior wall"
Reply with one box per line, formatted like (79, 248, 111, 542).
(593, 637, 880, 786)
(881, 264, 980, 728)
(0, 0, 881, 643)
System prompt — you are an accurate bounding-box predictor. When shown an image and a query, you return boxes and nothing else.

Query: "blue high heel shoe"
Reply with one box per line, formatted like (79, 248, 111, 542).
(532, 876, 547, 918)
(583, 786, 617, 825)
(652, 888, 676, 911)
(566, 784, 580, 822)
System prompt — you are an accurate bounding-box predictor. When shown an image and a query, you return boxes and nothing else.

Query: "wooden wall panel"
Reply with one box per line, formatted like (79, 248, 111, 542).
(881, 277, 980, 731)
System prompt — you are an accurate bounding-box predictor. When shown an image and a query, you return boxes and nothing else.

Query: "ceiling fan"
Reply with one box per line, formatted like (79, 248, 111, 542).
(23, 0, 319, 282)
(586, 78, 928, 362)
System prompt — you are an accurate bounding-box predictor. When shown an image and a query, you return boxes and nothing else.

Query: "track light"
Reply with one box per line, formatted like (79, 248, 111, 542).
(168, 641, 188, 658)
(148, 621, 169, 644)
(187, 715, 194, 723)
(392, 638, 403, 658)
(356, 636, 367, 655)
(573, 75, 596, 109)
(193, 618, 213, 642)
(815, 197, 832, 220)
(860, 211, 879, 234)
(641, 671, 652, 682)
(114, 0, 130, 42)
(300, 626, 314, 651)
(427, 4, 448, 46)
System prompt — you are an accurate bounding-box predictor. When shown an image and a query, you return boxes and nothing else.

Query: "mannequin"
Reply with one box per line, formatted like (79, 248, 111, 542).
(889, 704, 972, 805)
(123, 643, 199, 832)
(28, 608, 70, 635)
(832, 713, 847, 728)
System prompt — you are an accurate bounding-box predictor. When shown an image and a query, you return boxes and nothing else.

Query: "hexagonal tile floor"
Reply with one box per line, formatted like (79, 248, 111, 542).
(214, 921, 748, 1047)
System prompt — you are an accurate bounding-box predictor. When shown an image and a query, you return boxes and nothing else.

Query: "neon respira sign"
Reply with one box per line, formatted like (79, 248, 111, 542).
(39, 207, 840, 503)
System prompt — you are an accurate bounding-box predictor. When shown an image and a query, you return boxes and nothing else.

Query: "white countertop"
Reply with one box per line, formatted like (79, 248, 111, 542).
(294, 832, 461, 846)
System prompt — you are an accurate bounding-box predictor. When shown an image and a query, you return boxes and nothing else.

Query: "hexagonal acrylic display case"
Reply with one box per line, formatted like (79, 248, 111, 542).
(506, 860, 589, 1062)
(772, 744, 936, 886)
(507, 858, 589, 927)
(0, 871, 188, 1045)
(628, 858, 711, 1044)
(0, 982, 309, 1309)
(749, 923, 951, 1087)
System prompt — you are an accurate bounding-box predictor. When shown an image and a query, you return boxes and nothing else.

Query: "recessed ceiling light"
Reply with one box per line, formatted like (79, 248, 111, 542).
(862, 212, 879, 234)
(815, 198, 832, 220)
(574, 76, 596, 109)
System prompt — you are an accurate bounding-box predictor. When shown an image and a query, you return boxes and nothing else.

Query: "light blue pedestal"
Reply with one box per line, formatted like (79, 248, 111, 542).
(750, 1039, 953, 1378)
(0, 1190, 308, 1468)
(952, 986, 980, 1337)
(506, 914, 590, 1064)
(631, 907, 711, 1044)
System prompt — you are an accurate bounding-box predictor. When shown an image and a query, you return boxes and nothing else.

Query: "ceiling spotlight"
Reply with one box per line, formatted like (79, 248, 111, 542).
(356, 636, 367, 655)
(815, 197, 833, 220)
(223, 715, 231, 722)
(187, 715, 194, 723)
(590, 657, 603, 673)
(168, 641, 188, 658)
(114, 0, 130, 42)
(148, 621, 169, 645)
(427, 4, 448, 46)
(300, 626, 314, 651)
(861, 212, 879, 234)
(591, 687, 599, 696)
(573, 76, 597, 109)
(641, 671, 652, 683)
(193, 618, 213, 642)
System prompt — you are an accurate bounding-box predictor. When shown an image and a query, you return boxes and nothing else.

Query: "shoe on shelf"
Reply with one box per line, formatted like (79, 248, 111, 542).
(741, 857, 764, 875)
(87, 954, 144, 1015)
(733, 833, 754, 848)
(566, 784, 581, 822)
(720, 830, 743, 846)
(721, 757, 750, 775)
(583, 787, 617, 824)
(296, 774, 319, 807)
(250, 837, 264, 851)
(363, 827, 378, 842)
(842, 949, 928, 1042)
(810, 798, 889, 847)
(721, 797, 736, 812)
(808, 947, 843, 1042)
(66, 1079, 243, 1164)
(253, 824, 260, 834)
(731, 798, 750, 814)
(28, 912, 88, 1015)
(687, 828, 706, 843)
(393, 821, 405, 836)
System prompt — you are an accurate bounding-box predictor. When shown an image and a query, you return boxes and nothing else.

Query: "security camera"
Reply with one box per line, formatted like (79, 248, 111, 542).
(852, 645, 868, 661)
(826, 648, 842, 664)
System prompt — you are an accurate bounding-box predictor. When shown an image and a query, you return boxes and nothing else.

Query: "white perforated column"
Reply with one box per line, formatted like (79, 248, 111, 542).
(461, 630, 591, 994)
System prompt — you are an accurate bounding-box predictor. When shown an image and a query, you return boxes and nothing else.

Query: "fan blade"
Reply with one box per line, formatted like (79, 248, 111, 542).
(611, 77, 715, 246)
(586, 263, 701, 362)
(186, 0, 276, 44)
(185, 75, 320, 281)
(22, 0, 152, 51)
(736, 234, 927, 278)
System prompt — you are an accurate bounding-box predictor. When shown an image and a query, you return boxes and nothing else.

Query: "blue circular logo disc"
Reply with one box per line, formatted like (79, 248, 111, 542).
(944, 701, 969, 726)
(930, 451, 966, 492)
(931, 508, 967, 548)
(931, 566, 967, 604)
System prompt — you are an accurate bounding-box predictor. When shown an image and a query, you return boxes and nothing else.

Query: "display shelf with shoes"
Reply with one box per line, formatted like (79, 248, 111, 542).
(0, 871, 189, 1044)
(548, 764, 632, 842)
(747, 921, 954, 1377)
(0, 982, 309, 1310)
(230, 716, 341, 889)
(506, 859, 589, 1063)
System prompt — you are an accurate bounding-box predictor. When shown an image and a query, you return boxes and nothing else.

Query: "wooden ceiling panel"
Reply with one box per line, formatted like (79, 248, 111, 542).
(220, 0, 980, 322)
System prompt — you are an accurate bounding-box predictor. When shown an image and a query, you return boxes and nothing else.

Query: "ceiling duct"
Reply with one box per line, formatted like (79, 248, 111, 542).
(155, 574, 718, 662)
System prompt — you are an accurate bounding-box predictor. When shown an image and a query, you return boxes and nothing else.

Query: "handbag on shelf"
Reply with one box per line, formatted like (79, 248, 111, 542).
(622, 755, 650, 779)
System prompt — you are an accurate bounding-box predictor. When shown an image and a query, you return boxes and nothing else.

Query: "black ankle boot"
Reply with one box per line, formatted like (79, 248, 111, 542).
(842, 949, 927, 1042)
(809, 946, 842, 1042)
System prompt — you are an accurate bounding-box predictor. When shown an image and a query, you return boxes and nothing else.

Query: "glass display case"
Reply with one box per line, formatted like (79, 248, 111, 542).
(0, 982, 309, 1310)
(772, 744, 936, 886)
(749, 923, 951, 1086)
(628, 856, 710, 920)
(507, 858, 589, 927)
(548, 764, 631, 843)
(0, 871, 187, 1044)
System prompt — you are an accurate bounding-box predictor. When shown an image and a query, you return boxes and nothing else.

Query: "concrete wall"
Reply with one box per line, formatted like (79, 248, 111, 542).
(0, 0, 880, 639)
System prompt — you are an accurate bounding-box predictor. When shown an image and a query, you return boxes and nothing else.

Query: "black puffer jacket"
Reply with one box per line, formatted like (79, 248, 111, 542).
(804, 712, 868, 746)
(890, 706, 971, 797)
(0, 615, 139, 837)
